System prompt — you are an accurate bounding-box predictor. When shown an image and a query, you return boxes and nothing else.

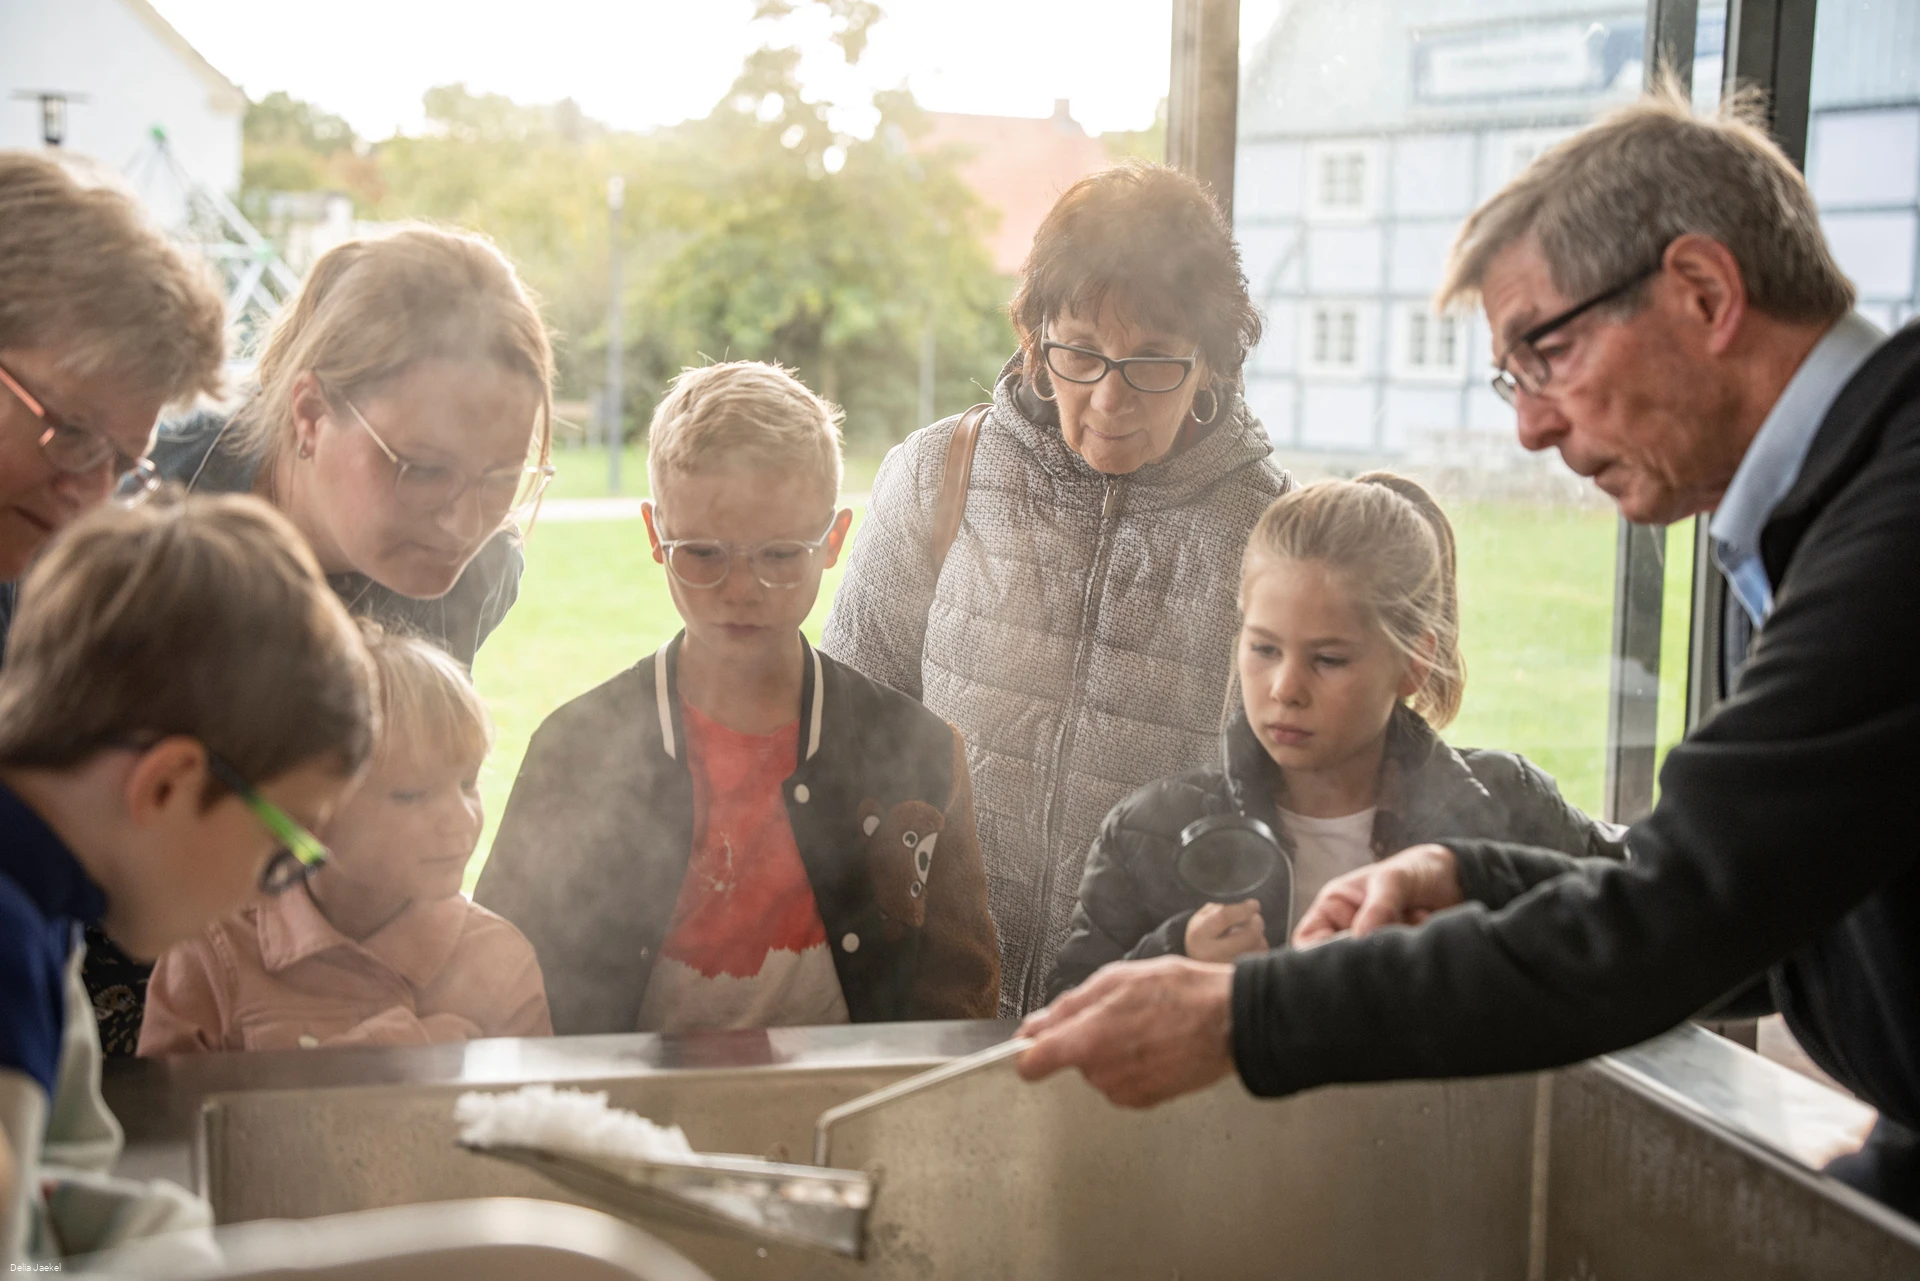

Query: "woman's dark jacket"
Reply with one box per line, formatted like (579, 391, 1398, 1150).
(78, 409, 525, 1058)
(1228, 322, 1920, 1147)
(475, 633, 1001, 1034)
(1047, 702, 1627, 1002)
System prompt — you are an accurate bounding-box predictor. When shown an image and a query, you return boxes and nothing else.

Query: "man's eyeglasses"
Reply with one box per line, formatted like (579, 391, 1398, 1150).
(203, 752, 332, 894)
(1491, 258, 1666, 406)
(0, 359, 160, 499)
(335, 390, 555, 517)
(1041, 330, 1199, 394)
(656, 514, 846, 590)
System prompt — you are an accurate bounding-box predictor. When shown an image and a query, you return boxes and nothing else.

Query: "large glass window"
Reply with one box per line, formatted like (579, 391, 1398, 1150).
(1236, 1, 1698, 818)
(1805, 1, 1920, 334)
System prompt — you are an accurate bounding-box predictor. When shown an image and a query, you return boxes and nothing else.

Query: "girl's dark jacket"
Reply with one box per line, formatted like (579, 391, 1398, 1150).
(1047, 702, 1627, 1001)
(475, 633, 1001, 1034)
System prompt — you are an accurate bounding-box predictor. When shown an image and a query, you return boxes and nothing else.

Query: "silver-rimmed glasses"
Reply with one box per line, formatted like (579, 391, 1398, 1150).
(336, 391, 555, 516)
(0, 359, 160, 499)
(656, 514, 847, 590)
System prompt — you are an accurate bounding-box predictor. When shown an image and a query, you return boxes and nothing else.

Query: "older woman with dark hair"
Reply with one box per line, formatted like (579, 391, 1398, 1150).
(823, 162, 1290, 1016)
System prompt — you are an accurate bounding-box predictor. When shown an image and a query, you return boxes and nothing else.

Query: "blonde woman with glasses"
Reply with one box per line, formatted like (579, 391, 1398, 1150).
(153, 225, 556, 667)
(87, 225, 556, 1058)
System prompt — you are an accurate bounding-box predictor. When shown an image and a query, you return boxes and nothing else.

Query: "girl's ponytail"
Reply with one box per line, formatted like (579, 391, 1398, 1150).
(1353, 472, 1464, 726)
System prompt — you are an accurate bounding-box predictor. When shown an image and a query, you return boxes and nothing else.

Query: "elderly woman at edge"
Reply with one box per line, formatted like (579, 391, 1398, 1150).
(824, 162, 1291, 1016)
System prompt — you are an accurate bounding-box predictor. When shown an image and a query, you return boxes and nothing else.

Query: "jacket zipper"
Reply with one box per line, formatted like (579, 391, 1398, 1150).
(1024, 475, 1124, 1012)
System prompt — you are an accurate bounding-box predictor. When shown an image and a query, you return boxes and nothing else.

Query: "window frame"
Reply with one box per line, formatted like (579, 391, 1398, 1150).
(1172, 0, 1821, 824)
(1391, 301, 1471, 382)
(1305, 140, 1383, 221)
(1301, 300, 1367, 378)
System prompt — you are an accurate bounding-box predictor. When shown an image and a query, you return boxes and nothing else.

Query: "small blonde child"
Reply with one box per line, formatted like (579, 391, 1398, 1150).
(1048, 473, 1626, 996)
(140, 623, 551, 1053)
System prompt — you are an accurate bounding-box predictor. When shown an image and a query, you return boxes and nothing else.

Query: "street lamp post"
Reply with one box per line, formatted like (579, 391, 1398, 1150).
(606, 175, 625, 494)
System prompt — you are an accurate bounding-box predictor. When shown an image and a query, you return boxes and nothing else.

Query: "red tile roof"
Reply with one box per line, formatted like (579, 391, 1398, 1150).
(918, 102, 1114, 276)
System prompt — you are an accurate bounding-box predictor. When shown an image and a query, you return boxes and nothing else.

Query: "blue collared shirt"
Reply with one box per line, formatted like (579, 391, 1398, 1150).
(0, 783, 107, 1099)
(1709, 311, 1886, 627)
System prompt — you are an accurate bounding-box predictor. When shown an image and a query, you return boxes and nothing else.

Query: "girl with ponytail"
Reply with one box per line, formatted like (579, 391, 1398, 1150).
(1047, 473, 1624, 998)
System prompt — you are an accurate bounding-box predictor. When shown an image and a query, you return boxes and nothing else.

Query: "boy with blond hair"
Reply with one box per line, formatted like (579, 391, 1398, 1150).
(479, 362, 998, 1033)
(0, 492, 376, 1264)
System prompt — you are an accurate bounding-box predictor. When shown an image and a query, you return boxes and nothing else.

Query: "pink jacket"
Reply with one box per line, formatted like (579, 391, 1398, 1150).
(138, 889, 552, 1055)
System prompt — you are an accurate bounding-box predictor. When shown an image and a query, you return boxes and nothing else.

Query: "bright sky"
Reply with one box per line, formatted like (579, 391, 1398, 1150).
(149, 0, 1189, 140)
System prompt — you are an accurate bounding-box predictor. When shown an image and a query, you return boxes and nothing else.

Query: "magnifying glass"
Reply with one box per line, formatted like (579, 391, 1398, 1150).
(1175, 814, 1293, 919)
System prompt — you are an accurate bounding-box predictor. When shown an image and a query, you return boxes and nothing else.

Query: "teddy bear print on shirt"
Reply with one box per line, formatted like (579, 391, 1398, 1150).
(857, 798, 943, 939)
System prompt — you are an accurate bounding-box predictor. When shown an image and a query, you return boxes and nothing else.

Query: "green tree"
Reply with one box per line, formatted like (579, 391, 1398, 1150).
(237, 1, 1013, 451)
(240, 91, 381, 214)
(637, 44, 1008, 446)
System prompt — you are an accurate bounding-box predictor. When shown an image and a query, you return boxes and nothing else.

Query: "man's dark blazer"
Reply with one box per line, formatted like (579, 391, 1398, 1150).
(1229, 320, 1920, 1141)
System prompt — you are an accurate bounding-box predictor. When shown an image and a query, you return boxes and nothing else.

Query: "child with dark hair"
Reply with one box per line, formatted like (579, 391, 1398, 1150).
(0, 492, 375, 1264)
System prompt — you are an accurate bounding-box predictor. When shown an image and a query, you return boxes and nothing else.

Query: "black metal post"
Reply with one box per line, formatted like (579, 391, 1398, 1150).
(606, 175, 625, 495)
(1603, 0, 1700, 824)
(1685, 0, 1820, 729)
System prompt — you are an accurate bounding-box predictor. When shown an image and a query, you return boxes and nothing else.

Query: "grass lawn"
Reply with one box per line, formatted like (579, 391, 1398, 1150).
(467, 499, 1696, 890)
(543, 443, 886, 501)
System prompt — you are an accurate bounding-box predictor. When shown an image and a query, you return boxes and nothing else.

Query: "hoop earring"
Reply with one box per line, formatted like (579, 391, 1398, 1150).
(1032, 367, 1057, 403)
(1190, 385, 1220, 427)
(296, 442, 314, 461)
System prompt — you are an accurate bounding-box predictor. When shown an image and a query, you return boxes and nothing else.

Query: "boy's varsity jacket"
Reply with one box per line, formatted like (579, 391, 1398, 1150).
(476, 633, 1000, 1034)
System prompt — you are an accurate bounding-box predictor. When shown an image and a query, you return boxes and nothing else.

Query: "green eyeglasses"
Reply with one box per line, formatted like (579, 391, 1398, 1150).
(203, 752, 332, 894)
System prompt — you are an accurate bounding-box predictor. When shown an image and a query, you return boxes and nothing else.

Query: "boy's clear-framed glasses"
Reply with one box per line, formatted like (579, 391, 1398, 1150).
(332, 387, 555, 517)
(1040, 327, 1200, 394)
(657, 513, 848, 590)
(0, 358, 160, 500)
(202, 751, 332, 894)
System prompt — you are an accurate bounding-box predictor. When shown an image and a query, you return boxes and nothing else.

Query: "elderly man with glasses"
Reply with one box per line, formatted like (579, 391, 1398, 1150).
(1017, 91, 1920, 1217)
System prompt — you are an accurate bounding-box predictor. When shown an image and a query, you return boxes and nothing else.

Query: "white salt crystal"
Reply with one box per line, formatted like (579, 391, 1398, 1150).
(455, 1084, 695, 1163)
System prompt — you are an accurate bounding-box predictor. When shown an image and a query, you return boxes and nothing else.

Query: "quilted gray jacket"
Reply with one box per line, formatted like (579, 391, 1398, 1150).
(822, 360, 1291, 1015)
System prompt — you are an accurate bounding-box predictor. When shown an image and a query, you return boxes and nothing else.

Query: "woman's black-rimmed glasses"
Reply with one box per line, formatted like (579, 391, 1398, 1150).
(1041, 334, 1199, 394)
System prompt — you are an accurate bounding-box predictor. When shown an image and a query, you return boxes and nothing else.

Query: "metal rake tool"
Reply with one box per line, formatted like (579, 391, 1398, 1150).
(460, 1037, 1032, 1259)
(460, 1140, 876, 1257)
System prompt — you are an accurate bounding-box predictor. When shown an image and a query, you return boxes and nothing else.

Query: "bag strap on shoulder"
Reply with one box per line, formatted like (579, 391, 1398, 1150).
(930, 402, 989, 576)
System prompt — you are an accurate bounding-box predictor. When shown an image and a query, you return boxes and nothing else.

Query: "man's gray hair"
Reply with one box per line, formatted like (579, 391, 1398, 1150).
(1439, 86, 1853, 326)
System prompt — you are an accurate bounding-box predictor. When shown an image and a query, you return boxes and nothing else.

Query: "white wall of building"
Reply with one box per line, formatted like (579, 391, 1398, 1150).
(1236, 0, 1920, 461)
(0, 0, 244, 228)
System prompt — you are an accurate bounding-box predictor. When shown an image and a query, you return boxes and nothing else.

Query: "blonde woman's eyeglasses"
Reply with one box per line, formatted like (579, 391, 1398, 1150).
(334, 390, 554, 516)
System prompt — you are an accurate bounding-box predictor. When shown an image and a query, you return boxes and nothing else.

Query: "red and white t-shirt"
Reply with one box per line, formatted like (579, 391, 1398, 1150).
(636, 702, 850, 1032)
